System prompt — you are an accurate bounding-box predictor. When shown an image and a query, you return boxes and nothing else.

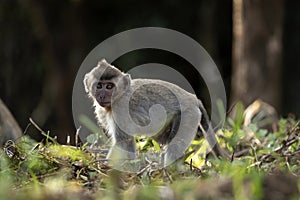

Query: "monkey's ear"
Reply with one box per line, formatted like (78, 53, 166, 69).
(116, 74, 131, 93)
(98, 58, 108, 66)
(83, 74, 90, 93)
(123, 74, 131, 91)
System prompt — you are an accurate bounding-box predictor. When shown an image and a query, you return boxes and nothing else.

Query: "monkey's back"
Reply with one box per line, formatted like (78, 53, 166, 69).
(131, 79, 197, 99)
(127, 78, 199, 126)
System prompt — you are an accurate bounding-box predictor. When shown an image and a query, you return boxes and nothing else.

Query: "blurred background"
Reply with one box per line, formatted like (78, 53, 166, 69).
(0, 0, 299, 143)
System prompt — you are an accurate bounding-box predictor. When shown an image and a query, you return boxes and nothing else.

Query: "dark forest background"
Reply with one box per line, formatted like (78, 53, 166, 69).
(0, 0, 299, 144)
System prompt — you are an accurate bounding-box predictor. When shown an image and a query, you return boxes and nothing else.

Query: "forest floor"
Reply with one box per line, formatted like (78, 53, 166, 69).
(0, 103, 299, 200)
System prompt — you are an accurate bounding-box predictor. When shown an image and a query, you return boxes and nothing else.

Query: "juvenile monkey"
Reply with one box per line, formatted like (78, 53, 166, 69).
(84, 59, 225, 166)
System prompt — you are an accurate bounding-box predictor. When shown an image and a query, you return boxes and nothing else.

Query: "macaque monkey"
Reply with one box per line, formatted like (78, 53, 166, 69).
(84, 59, 225, 167)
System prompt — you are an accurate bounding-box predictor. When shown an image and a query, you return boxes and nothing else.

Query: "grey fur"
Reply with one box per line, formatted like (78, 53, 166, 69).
(84, 59, 225, 167)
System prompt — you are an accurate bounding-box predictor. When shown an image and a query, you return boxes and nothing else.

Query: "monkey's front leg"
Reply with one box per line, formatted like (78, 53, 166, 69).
(107, 126, 136, 160)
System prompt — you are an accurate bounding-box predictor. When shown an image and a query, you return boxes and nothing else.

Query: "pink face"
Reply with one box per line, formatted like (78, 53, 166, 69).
(95, 80, 115, 107)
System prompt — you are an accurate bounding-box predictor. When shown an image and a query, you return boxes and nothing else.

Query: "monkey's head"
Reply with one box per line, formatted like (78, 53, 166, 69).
(84, 59, 131, 108)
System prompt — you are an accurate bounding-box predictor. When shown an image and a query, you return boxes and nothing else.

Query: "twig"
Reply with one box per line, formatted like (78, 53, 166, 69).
(29, 117, 44, 133)
(29, 118, 56, 143)
(75, 126, 81, 148)
(231, 148, 235, 162)
(287, 120, 300, 135)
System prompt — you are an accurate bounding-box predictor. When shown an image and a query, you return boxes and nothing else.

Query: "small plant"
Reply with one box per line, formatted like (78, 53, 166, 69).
(0, 105, 299, 199)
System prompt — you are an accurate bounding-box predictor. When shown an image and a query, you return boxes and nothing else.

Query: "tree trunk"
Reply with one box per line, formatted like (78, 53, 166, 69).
(231, 0, 283, 110)
(0, 98, 23, 145)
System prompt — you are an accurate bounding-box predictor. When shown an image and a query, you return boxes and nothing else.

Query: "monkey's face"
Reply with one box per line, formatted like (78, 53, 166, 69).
(95, 80, 115, 107)
(84, 59, 131, 109)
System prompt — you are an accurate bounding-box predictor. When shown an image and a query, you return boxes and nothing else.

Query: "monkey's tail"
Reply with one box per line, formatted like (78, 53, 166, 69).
(197, 100, 228, 159)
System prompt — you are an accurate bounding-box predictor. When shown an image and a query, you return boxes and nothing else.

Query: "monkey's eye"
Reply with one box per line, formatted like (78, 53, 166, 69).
(106, 83, 114, 89)
(97, 82, 102, 89)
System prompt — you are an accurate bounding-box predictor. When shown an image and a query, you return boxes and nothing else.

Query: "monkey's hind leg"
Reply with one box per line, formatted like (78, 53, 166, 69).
(162, 109, 199, 167)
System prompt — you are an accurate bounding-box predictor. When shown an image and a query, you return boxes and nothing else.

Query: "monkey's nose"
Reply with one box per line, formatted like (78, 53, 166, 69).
(97, 91, 105, 99)
(98, 94, 105, 100)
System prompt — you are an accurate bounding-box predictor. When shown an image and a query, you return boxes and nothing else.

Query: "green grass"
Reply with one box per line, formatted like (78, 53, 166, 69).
(0, 109, 299, 200)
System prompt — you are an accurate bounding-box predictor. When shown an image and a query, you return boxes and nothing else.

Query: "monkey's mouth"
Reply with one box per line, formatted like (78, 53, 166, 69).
(99, 102, 110, 107)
